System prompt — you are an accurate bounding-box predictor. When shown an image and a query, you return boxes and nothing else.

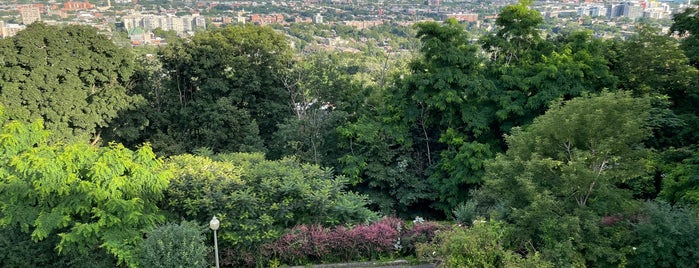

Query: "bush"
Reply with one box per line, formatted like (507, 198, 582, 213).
(162, 153, 378, 267)
(262, 217, 403, 266)
(399, 221, 450, 256)
(452, 201, 477, 225)
(629, 201, 699, 268)
(416, 221, 553, 268)
(138, 221, 209, 268)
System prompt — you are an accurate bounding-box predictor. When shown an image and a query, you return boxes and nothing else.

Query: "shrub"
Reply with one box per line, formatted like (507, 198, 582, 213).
(629, 201, 699, 268)
(452, 201, 477, 225)
(162, 153, 378, 267)
(399, 221, 451, 256)
(138, 221, 209, 268)
(416, 221, 553, 268)
(262, 217, 403, 266)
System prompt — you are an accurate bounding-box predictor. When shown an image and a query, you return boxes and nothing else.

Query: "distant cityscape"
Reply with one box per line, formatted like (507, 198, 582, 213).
(0, 0, 696, 45)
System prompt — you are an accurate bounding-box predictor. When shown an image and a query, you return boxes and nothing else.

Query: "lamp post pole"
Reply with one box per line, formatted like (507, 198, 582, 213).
(210, 216, 220, 268)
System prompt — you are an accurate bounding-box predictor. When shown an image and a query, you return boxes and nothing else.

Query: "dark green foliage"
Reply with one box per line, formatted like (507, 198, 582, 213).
(0, 23, 139, 144)
(139, 221, 209, 268)
(271, 51, 369, 165)
(629, 201, 699, 268)
(161, 153, 377, 266)
(0, 223, 116, 268)
(111, 24, 294, 156)
(671, 8, 699, 68)
(610, 24, 699, 149)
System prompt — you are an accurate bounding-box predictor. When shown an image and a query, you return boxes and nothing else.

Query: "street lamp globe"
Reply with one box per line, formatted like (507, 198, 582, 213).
(210, 216, 220, 231)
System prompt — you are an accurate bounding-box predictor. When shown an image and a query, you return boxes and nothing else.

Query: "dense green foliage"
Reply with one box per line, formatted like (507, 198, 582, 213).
(138, 221, 209, 268)
(3, 1, 699, 267)
(109, 25, 294, 155)
(416, 221, 553, 267)
(161, 153, 377, 266)
(0, 23, 139, 144)
(629, 201, 699, 267)
(0, 107, 172, 266)
(671, 7, 699, 68)
(477, 92, 652, 266)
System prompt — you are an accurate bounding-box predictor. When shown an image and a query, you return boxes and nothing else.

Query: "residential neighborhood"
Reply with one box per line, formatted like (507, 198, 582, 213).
(0, 0, 694, 45)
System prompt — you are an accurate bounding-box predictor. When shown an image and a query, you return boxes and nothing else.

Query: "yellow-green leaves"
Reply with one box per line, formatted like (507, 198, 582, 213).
(0, 117, 172, 267)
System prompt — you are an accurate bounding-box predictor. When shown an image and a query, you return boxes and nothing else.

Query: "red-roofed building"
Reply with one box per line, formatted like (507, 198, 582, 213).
(62, 1, 94, 12)
(250, 14, 284, 25)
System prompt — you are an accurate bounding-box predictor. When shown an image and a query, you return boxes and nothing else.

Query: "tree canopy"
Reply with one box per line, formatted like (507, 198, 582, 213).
(0, 23, 139, 144)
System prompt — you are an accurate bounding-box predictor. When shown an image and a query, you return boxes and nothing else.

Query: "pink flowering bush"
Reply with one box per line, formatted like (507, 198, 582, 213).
(261, 217, 450, 266)
(262, 217, 403, 265)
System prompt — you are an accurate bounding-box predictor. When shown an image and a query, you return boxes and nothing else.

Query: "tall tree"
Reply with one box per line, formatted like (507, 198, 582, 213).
(611, 24, 699, 149)
(271, 51, 371, 164)
(671, 7, 699, 68)
(478, 92, 653, 266)
(115, 25, 294, 155)
(0, 23, 139, 144)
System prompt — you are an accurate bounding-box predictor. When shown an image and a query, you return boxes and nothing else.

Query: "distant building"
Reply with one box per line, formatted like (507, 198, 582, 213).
(128, 26, 151, 45)
(314, 13, 323, 24)
(237, 11, 247, 23)
(446, 13, 478, 22)
(427, 0, 441, 6)
(19, 6, 42, 25)
(250, 14, 284, 25)
(343, 20, 383, 30)
(606, 2, 643, 20)
(622, 2, 643, 20)
(62, 1, 94, 12)
(123, 12, 205, 35)
(0, 22, 26, 38)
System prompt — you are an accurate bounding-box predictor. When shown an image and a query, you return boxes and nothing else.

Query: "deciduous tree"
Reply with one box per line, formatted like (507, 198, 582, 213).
(0, 23, 139, 144)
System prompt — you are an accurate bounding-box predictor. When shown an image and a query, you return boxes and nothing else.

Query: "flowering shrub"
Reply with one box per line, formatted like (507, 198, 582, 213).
(262, 217, 403, 265)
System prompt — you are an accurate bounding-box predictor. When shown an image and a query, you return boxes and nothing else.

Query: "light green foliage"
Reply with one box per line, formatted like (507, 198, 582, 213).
(629, 201, 699, 268)
(479, 92, 653, 266)
(162, 153, 377, 262)
(416, 221, 552, 268)
(138, 221, 209, 268)
(0, 23, 139, 144)
(0, 109, 172, 267)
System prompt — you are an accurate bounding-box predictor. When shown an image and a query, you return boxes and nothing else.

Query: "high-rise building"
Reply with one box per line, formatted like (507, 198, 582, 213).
(19, 6, 41, 25)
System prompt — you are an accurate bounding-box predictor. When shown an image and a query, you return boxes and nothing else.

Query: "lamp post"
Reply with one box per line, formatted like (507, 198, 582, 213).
(210, 216, 220, 268)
